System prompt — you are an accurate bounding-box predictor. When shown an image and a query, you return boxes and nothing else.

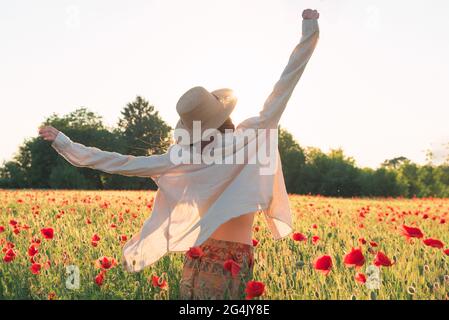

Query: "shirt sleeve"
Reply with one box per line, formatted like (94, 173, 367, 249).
(238, 19, 320, 130)
(51, 131, 173, 178)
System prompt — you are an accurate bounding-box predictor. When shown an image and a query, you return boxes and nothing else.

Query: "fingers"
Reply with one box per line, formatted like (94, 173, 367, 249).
(302, 9, 319, 20)
(38, 126, 59, 141)
(40, 131, 53, 141)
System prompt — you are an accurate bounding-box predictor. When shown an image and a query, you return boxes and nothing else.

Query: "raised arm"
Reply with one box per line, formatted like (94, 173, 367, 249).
(239, 9, 320, 130)
(39, 126, 173, 179)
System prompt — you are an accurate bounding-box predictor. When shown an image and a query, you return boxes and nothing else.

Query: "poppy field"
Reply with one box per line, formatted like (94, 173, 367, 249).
(1, 189, 448, 300)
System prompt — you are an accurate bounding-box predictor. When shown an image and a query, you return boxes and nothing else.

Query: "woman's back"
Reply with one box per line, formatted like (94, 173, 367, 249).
(210, 211, 255, 245)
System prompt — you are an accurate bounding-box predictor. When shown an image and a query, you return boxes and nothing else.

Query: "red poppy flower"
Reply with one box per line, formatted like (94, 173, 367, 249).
(28, 244, 38, 257)
(31, 237, 41, 246)
(423, 238, 444, 249)
(30, 263, 42, 275)
(9, 219, 18, 227)
(312, 235, 320, 245)
(223, 259, 241, 277)
(254, 226, 260, 232)
(314, 255, 332, 275)
(245, 281, 265, 300)
(401, 225, 424, 239)
(312, 224, 318, 229)
(355, 272, 367, 284)
(95, 271, 105, 286)
(2, 241, 15, 253)
(95, 256, 117, 270)
(358, 238, 367, 245)
(3, 248, 16, 263)
(186, 247, 204, 259)
(151, 275, 168, 289)
(41, 228, 54, 240)
(373, 251, 393, 267)
(343, 248, 365, 268)
(92, 234, 101, 242)
(252, 239, 259, 247)
(292, 232, 307, 242)
(444, 249, 449, 256)
(369, 241, 378, 247)
(0, 226, 5, 233)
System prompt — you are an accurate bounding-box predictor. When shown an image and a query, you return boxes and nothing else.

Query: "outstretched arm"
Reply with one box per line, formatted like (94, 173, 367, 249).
(39, 126, 173, 178)
(239, 9, 320, 130)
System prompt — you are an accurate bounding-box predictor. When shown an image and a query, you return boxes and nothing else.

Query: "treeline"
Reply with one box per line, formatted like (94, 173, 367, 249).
(1, 96, 448, 197)
(278, 130, 449, 197)
(0, 97, 171, 191)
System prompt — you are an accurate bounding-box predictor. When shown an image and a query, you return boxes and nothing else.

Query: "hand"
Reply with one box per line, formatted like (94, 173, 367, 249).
(302, 9, 319, 20)
(38, 126, 59, 142)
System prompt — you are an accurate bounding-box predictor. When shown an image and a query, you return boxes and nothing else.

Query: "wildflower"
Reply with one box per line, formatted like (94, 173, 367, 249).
(245, 281, 265, 300)
(41, 228, 54, 240)
(314, 255, 332, 275)
(344, 248, 365, 268)
(30, 263, 42, 275)
(223, 259, 241, 277)
(423, 238, 444, 249)
(28, 244, 38, 257)
(373, 251, 393, 267)
(151, 275, 168, 289)
(95, 271, 105, 286)
(186, 247, 204, 259)
(292, 232, 307, 242)
(95, 256, 117, 270)
(355, 273, 367, 284)
(401, 225, 424, 239)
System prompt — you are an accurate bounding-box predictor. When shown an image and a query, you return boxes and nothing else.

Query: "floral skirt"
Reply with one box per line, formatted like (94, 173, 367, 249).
(179, 238, 254, 300)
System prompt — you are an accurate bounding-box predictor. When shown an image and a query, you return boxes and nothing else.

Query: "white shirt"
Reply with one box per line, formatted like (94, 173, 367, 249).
(51, 19, 319, 272)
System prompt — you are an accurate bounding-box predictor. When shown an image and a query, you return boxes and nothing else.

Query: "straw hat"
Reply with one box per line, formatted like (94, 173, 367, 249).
(175, 86, 237, 145)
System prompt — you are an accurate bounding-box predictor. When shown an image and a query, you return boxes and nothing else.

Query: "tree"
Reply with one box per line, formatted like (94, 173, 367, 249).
(395, 160, 420, 197)
(0, 161, 28, 188)
(369, 168, 404, 197)
(101, 96, 173, 190)
(118, 96, 172, 156)
(381, 156, 409, 170)
(9, 108, 118, 189)
(278, 127, 306, 193)
(48, 162, 93, 189)
(302, 148, 361, 197)
(417, 165, 441, 197)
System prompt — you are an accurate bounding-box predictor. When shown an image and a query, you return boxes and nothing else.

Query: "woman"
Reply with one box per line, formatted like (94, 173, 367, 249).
(39, 9, 320, 300)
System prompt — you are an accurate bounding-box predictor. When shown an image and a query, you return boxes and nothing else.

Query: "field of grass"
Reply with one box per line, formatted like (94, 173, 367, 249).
(1, 189, 448, 300)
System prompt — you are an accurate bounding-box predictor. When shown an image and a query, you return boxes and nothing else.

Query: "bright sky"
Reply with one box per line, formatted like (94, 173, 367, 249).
(1, 0, 448, 168)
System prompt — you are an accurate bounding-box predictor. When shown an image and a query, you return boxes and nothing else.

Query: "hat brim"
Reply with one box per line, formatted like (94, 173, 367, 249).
(174, 89, 237, 145)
